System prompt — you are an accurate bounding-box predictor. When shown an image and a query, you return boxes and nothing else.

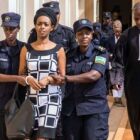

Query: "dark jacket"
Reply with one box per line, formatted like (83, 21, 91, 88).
(0, 40, 25, 109)
(62, 43, 109, 116)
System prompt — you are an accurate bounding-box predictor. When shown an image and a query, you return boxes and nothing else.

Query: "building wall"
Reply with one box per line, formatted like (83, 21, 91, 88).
(0, 0, 81, 42)
(0, 0, 138, 42)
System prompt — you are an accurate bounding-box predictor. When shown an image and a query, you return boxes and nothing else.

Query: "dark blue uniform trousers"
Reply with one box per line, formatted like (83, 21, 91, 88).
(62, 110, 109, 140)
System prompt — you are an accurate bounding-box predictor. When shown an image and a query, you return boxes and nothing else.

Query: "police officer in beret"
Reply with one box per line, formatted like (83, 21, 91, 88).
(57, 19, 110, 140)
(92, 22, 107, 47)
(0, 12, 26, 140)
(102, 12, 113, 40)
(28, 1, 77, 55)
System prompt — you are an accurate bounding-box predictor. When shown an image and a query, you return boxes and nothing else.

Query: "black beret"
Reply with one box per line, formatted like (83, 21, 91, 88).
(34, 7, 57, 26)
(73, 19, 93, 33)
(93, 22, 102, 32)
(1, 12, 21, 27)
(103, 12, 112, 19)
(42, 1, 60, 14)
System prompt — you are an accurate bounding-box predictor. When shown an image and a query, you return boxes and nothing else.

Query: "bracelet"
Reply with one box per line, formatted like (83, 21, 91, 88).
(25, 76, 33, 85)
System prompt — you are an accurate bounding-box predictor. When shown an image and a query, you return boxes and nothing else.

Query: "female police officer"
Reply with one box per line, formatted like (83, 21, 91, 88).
(0, 12, 26, 140)
(57, 19, 110, 140)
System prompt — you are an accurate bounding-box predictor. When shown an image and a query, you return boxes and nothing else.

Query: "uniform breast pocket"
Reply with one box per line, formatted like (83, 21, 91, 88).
(81, 62, 93, 73)
(66, 64, 74, 74)
(0, 57, 9, 73)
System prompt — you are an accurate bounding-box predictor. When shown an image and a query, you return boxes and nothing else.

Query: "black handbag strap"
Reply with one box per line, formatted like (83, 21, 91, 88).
(12, 83, 30, 99)
(12, 83, 19, 99)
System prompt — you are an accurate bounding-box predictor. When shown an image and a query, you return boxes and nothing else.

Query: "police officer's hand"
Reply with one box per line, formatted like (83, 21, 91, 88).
(26, 76, 42, 91)
(113, 84, 121, 90)
(17, 76, 26, 86)
(51, 75, 65, 85)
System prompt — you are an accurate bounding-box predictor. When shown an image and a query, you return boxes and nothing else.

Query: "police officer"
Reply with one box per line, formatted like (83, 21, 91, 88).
(0, 12, 26, 140)
(92, 22, 107, 47)
(28, 1, 77, 55)
(102, 12, 113, 40)
(61, 19, 109, 140)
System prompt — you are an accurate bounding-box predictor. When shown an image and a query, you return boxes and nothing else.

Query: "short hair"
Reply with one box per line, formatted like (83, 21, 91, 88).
(133, 2, 140, 11)
(113, 20, 122, 28)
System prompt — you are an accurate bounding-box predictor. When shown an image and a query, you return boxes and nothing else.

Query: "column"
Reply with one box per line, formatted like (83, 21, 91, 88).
(59, 0, 71, 27)
(18, 0, 27, 41)
(79, 0, 85, 19)
(0, 0, 9, 40)
(70, 0, 79, 27)
(85, 0, 94, 21)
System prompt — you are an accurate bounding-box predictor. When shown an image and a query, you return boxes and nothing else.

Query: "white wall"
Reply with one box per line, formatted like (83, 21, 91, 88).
(0, 0, 81, 42)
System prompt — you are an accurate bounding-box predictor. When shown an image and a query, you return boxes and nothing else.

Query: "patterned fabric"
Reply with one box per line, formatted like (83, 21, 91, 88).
(26, 45, 62, 133)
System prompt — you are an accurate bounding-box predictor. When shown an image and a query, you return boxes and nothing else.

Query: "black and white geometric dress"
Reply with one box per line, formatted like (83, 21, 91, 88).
(26, 45, 62, 138)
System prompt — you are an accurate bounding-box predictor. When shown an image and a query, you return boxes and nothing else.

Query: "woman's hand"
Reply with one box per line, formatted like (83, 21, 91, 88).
(26, 76, 42, 91)
(38, 77, 50, 88)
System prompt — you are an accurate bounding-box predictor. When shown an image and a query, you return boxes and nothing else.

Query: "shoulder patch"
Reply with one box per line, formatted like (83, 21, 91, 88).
(95, 56, 106, 65)
(98, 46, 106, 52)
(94, 45, 106, 52)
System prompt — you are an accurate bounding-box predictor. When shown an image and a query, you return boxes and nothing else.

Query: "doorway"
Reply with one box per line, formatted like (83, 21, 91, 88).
(99, 0, 132, 30)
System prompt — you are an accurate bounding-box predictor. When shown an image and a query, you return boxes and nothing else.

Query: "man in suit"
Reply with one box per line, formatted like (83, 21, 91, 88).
(106, 20, 124, 106)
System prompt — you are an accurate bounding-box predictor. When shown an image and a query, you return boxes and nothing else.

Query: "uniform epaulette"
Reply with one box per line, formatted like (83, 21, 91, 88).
(95, 46, 106, 52)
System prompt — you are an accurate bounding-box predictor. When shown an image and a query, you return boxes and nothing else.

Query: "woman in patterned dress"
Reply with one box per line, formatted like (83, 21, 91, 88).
(18, 7, 66, 140)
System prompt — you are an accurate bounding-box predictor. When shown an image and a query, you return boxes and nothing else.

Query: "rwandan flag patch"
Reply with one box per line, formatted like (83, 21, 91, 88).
(95, 56, 106, 65)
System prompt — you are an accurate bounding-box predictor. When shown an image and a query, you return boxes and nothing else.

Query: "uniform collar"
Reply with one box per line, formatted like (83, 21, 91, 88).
(85, 43, 94, 58)
(74, 43, 94, 62)
(2, 39, 21, 56)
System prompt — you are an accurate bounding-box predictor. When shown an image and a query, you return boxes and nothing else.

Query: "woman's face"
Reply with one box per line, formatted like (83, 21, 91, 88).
(3, 26, 19, 42)
(35, 16, 54, 39)
(76, 28, 93, 47)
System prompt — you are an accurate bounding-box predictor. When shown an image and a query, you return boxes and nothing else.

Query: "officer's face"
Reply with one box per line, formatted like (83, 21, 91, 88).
(35, 16, 54, 39)
(76, 28, 93, 47)
(3, 26, 19, 42)
(103, 18, 112, 25)
(134, 8, 140, 28)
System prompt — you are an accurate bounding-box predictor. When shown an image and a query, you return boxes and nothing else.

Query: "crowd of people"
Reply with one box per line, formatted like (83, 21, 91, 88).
(0, 1, 140, 140)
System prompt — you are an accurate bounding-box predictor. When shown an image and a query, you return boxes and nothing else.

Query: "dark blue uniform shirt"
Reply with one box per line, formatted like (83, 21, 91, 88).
(62, 43, 110, 116)
(0, 40, 25, 109)
(92, 32, 107, 47)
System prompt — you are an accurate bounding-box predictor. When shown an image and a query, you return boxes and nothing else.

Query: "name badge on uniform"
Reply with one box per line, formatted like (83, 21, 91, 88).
(0, 58, 8, 62)
(87, 62, 93, 66)
(95, 56, 106, 65)
(66, 64, 72, 68)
